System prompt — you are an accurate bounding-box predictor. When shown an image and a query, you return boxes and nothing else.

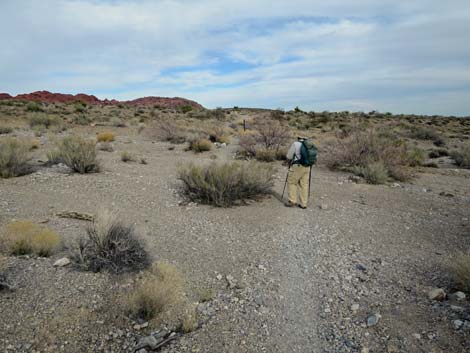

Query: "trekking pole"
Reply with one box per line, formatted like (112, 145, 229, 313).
(281, 161, 292, 200)
(308, 166, 312, 205)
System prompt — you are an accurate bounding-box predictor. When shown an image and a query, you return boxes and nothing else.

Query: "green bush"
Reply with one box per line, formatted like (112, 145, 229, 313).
(254, 148, 276, 162)
(28, 114, 62, 129)
(26, 102, 44, 112)
(353, 161, 388, 184)
(178, 161, 274, 207)
(55, 136, 99, 173)
(451, 254, 470, 292)
(0, 138, 31, 178)
(409, 126, 440, 141)
(121, 150, 136, 162)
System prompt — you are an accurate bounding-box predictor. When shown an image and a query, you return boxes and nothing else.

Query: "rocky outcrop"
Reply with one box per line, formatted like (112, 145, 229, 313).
(0, 91, 203, 109)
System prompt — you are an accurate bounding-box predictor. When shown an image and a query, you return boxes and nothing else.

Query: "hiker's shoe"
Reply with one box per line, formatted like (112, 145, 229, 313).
(285, 201, 296, 208)
(298, 205, 307, 209)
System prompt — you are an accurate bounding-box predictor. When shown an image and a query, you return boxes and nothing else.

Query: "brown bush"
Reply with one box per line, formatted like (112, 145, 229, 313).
(253, 119, 290, 151)
(326, 129, 415, 182)
(450, 145, 470, 168)
(145, 121, 187, 144)
(96, 132, 115, 142)
(189, 138, 212, 153)
(71, 211, 151, 274)
(451, 254, 470, 292)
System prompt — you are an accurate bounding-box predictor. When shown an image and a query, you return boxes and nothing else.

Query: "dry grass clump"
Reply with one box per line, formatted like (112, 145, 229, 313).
(127, 262, 185, 321)
(0, 137, 31, 178)
(451, 254, 470, 292)
(53, 136, 99, 173)
(0, 254, 11, 291)
(178, 161, 274, 207)
(450, 145, 470, 168)
(71, 211, 151, 274)
(96, 132, 115, 142)
(326, 129, 419, 183)
(189, 138, 212, 153)
(1, 220, 61, 257)
(351, 161, 388, 185)
(120, 150, 136, 162)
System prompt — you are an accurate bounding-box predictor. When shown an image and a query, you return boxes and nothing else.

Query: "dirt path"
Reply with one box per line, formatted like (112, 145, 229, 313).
(1, 135, 470, 352)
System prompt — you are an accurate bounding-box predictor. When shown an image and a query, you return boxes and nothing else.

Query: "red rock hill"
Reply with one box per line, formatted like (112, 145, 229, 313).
(0, 91, 203, 109)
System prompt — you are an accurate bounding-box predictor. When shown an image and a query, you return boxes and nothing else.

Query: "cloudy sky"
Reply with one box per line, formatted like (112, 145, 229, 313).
(1, 0, 469, 115)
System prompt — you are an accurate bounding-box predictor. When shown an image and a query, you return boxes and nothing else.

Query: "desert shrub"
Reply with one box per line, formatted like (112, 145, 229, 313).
(127, 262, 184, 320)
(0, 255, 12, 291)
(254, 148, 276, 162)
(110, 117, 126, 127)
(271, 109, 285, 120)
(96, 132, 115, 142)
(353, 161, 388, 184)
(1, 220, 61, 257)
(26, 102, 44, 112)
(97, 142, 114, 152)
(71, 212, 151, 274)
(326, 129, 415, 182)
(429, 149, 449, 158)
(189, 138, 212, 153)
(120, 150, 136, 162)
(146, 121, 187, 144)
(181, 306, 198, 333)
(407, 148, 425, 167)
(178, 161, 274, 207)
(0, 127, 13, 134)
(74, 103, 86, 113)
(28, 114, 62, 129)
(0, 138, 31, 178)
(46, 149, 64, 165)
(253, 119, 290, 151)
(451, 254, 470, 292)
(73, 114, 92, 125)
(450, 146, 470, 168)
(208, 127, 231, 144)
(409, 126, 440, 141)
(180, 105, 193, 113)
(238, 133, 257, 157)
(55, 136, 99, 173)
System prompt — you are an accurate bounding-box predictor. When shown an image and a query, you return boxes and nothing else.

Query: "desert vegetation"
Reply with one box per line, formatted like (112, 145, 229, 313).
(51, 136, 100, 173)
(71, 212, 151, 274)
(178, 161, 275, 207)
(0, 137, 31, 178)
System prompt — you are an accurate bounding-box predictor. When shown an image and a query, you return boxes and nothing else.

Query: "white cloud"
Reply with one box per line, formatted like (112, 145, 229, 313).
(0, 0, 469, 115)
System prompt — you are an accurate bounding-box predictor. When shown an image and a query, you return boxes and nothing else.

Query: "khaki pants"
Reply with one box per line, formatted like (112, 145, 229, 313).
(287, 164, 310, 207)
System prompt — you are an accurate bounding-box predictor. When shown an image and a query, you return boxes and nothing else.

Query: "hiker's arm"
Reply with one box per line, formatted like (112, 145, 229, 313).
(286, 143, 295, 161)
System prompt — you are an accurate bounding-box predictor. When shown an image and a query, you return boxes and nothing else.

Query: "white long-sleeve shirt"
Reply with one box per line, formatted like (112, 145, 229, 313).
(286, 141, 302, 162)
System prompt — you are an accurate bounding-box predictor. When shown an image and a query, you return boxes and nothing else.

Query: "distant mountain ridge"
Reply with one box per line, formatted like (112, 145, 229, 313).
(0, 90, 204, 109)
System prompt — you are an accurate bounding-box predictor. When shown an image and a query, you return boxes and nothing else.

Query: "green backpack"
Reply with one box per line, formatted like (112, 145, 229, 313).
(299, 140, 318, 167)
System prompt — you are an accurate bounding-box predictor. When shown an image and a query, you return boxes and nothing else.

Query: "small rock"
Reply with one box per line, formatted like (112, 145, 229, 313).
(136, 349, 148, 353)
(226, 275, 236, 288)
(319, 204, 328, 210)
(351, 304, 360, 312)
(361, 348, 369, 353)
(355, 263, 367, 272)
(135, 335, 159, 350)
(449, 291, 466, 301)
(450, 305, 464, 313)
(53, 257, 71, 267)
(453, 320, 464, 330)
(428, 288, 446, 301)
(216, 274, 223, 280)
(412, 333, 421, 340)
(366, 313, 381, 327)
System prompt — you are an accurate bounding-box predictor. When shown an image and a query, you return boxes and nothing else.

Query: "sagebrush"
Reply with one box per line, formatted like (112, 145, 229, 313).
(178, 161, 274, 207)
(54, 136, 99, 173)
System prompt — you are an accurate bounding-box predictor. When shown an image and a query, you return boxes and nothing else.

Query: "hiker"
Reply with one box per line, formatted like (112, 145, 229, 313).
(285, 136, 317, 209)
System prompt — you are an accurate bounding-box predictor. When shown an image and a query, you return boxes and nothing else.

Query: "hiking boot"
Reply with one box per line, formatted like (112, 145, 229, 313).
(298, 205, 307, 209)
(284, 201, 296, 208)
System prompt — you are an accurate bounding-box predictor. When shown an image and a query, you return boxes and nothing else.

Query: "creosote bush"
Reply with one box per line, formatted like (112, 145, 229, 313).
(96, 132, 115, 142)
(127, 262, 184, 320)
(0, 127, 13, 134)
(146, 121, 187, 144)
(71, 211, 151, 274)
(178, 161, 274, 207)
(0, 137, 31, 178)
(1, 220, 61, 257)
(54, 136, 99, 173)
(28, 114, 62, 129)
